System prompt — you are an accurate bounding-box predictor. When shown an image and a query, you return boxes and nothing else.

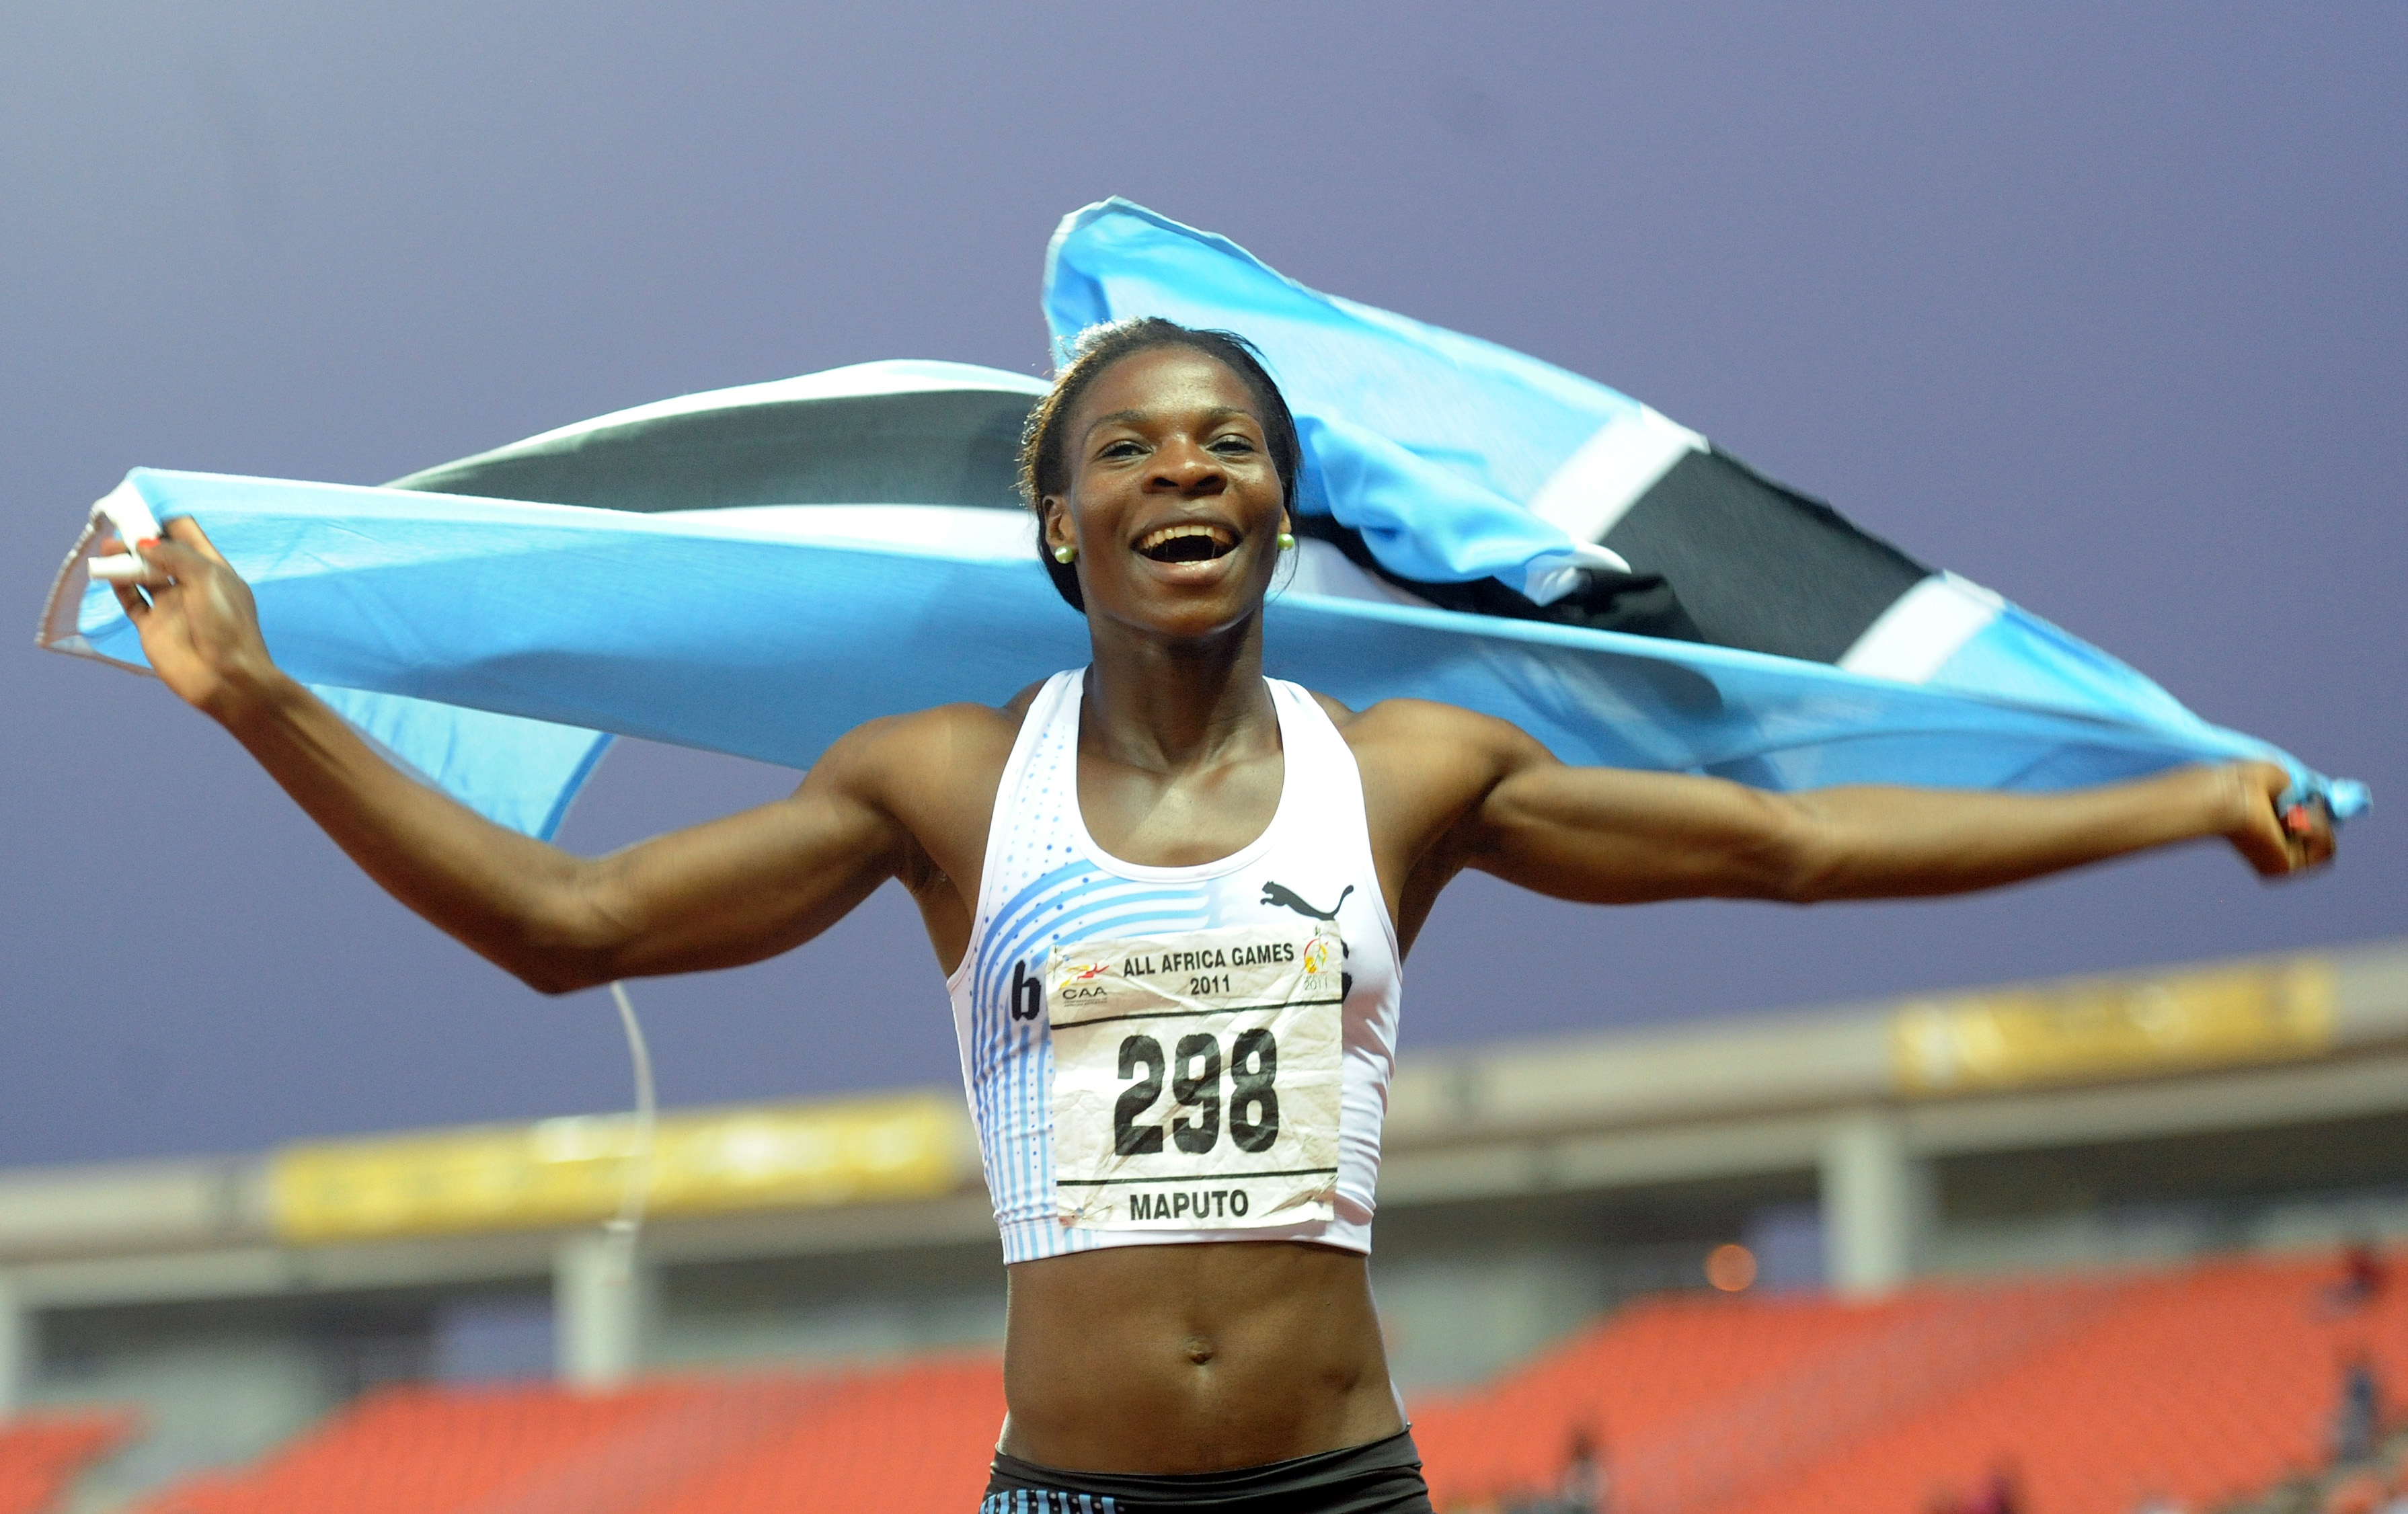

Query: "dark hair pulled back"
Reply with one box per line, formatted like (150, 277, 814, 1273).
(1018, 317, 1301, 611)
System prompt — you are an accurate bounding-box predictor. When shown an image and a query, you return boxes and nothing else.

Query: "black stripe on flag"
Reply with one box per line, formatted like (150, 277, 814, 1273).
(391, 380, 1927, 670)
(1600, 448, 1929, 664)
(1290, 513, 1708, 643)
(390, 389, 1037, 514)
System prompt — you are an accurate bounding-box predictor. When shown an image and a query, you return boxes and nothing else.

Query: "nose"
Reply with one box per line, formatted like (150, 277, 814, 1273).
(1147, 437, 1227, 495)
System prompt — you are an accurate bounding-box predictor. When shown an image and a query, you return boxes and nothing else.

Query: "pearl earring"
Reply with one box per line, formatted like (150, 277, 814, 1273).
(1276, 531, 1296, 551)
(1052, 543, 1076, 564)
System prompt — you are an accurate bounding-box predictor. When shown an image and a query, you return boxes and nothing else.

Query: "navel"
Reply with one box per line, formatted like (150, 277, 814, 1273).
(1183, 1335, 1215, 1366)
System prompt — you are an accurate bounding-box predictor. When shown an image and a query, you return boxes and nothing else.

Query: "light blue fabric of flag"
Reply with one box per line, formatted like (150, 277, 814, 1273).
(1040, 198, 2366, 818)
(36, 202, 2362, 836)
(45, 461, 2358, 842)
(1044, 200, 1643, 604)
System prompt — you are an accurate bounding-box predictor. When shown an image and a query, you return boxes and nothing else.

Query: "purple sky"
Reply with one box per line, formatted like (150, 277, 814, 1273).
(3, 3, 2401, 1168)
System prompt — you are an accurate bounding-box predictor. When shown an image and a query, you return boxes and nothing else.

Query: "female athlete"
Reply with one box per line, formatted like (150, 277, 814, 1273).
(108, 318, 2335, 1512)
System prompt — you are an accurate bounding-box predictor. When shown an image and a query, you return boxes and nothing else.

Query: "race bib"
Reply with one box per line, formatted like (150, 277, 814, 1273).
(1048, 922, 1345, 1230)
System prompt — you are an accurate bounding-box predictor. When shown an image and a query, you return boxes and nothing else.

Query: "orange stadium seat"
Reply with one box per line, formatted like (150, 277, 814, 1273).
(639, 1356, 1005, 1513)
(130, 1358, 1004, 1514)
(137, 1378, 765, 1514)
(1408, 1270, 2125, 1511)
(116, 1248, 2404, 1514)
(1712, 1254, 2408, 1514)
(0, 1410, 136, 1514)
(1410, 1248, 2405, 1514)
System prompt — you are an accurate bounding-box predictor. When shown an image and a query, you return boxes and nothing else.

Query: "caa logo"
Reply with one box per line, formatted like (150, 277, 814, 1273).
(1052, 957, 1112, 1006)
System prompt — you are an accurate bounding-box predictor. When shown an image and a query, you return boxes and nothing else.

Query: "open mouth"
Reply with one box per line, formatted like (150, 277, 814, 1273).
(1135, 523, 1240, 563)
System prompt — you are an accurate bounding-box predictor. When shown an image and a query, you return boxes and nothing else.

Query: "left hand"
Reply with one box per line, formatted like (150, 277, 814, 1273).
(101, 516, 280, 723)
(2223, 761, 2338, 879)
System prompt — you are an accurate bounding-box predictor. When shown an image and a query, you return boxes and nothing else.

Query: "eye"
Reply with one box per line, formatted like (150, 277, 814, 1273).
(1210, 434, 1257, 455)
(1097, 438, 1144, 461)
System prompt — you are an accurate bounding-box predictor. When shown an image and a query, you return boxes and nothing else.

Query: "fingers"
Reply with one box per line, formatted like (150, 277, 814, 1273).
(2231, 791, 2295, 878)
(89, 539, 145, 616)
(127, 535, 215, 588)
(2231, 761, 2338, 879)
(162, 516, 229, 565)
(98, 530, 221, 617)
(2239, 760, 2291, 806)
(2282, 797, 2338, 871)
(2256, 758, 2338, 873)
(93, 520, 226, 608)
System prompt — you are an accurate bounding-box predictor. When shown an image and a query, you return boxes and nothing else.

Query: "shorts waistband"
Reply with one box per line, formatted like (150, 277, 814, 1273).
(985, 1428, 1426, 1511)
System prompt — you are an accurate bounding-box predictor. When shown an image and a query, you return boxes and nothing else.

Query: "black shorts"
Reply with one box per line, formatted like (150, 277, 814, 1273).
(981, 1429, 1433, 1513)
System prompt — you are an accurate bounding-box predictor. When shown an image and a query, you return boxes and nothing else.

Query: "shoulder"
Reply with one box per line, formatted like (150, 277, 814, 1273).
(1300, 691, 1556, 856)
(806, 684, 1046, 798)
(1291, 691, 1562, 913)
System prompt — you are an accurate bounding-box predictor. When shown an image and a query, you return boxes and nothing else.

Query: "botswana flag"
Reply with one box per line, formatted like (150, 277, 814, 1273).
(1049, 200, 2203, 686)
(37, 206, 2361, 838)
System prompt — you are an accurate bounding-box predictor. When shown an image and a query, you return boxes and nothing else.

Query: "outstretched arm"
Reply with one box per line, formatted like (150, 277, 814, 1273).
(110, 520, 912, 994)
(1404, 709, 2336, 908)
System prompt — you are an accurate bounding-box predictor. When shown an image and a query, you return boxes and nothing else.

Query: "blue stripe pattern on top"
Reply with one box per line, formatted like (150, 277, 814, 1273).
(964, 855, 1209, 1259)
(949, 668, 1402, 1263)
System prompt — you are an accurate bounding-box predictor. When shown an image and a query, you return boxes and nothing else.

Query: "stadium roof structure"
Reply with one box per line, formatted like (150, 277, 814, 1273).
(3, 941, 2403, 1296)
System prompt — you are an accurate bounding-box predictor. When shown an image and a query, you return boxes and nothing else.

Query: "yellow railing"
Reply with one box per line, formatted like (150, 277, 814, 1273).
(1892, 956, 2335, 1095)
(269, 1091, 980, 1244)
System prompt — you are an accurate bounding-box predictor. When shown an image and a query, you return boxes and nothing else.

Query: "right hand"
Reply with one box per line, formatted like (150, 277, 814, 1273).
(102, 517, 280, 720)
(2219, 760, 2338, 879)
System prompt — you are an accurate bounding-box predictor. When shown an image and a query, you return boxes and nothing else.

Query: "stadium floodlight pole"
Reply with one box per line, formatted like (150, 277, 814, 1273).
(602, 982, 656, 1288)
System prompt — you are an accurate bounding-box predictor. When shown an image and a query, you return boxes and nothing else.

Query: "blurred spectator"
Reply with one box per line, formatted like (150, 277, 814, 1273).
(2326, 1470, 2384, 1514)
(1557, 1425, 1610, 1514)
(2331, 1350, 2384, 1466)
(1966, 1462, 2022, 1514)
(1498, 1429, 1611, 1514)
(2328, 1242, 2389, 1313)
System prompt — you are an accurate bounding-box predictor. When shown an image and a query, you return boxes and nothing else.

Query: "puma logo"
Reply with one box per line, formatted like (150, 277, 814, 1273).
(1260, 882, 1352, 921)
(1261, 883, 1356, 1001)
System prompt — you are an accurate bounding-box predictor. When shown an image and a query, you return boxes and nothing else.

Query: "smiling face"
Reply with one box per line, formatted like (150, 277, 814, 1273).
(1040, 345, 1293, 645)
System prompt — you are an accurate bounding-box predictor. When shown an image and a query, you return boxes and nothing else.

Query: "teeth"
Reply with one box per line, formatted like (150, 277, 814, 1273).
(1136, 524, 1236, 553)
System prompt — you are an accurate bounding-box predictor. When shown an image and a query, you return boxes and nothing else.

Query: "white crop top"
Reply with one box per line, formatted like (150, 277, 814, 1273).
(945, 670, 1404, 1265)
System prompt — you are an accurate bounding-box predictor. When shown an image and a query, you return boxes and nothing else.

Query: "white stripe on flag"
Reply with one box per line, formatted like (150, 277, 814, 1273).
(668, 503, 1038, 560)
(487, 360, 1048, 455)
(1838, 573, 2005, 683)
(1526, 405, 1707, 546)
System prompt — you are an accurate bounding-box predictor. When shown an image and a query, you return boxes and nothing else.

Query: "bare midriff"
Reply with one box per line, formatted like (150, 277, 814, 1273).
(997, 1240, 1404, 1474)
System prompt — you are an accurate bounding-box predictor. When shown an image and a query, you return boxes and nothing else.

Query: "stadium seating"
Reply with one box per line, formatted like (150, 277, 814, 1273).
(635, 1357, 1004, 1513)
(0, 1410, 135, 1514)
(1407, 1269, 2132, 1510)
(128, 1359, 1003, 1514)
(1411, 1250, 2408, 1514)
(1713, 1254, 2408, 1514)
(97, 1248, 2402, 1514)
